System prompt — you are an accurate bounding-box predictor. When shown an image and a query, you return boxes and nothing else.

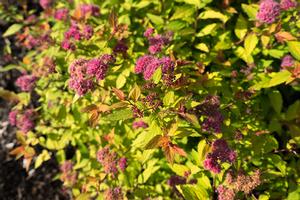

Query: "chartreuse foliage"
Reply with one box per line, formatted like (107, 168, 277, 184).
(1, 0, 300, 199)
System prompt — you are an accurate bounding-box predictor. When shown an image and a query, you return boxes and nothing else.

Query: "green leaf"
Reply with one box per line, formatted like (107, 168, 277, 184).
(34, 150, 51, 169)
(147, 13, 164, 25)
(163, 91, 175, 106)
(198, 10, 229, 23)
(268, 70, 291, 88)
(178, 185, 208, 200)
(104, 108, 133, 121)
(285, 101, 300, 121)
(75, 193, 90, 200)
(116, 74, 126, 89)
(0, 64, 24, 72)
(171, 5, 195, 21)
(152, 67, 162, 84)
(138, 159, 160, 183)
(234, 46, 253, 63)
(197, 139, 210, 165)
(196, 23, 218, 37)
(268, 90, 283, 114)
(268, 154, 286, 175)
(244, 33, 258, 55)
(166, 21, 186, 31)
(287, 41, 300, 60)
(241, 4, 259, 20)
(235, 15, 248, 40)
(195, 43, 209, 52)
(183, 0, 201, 7)
(3, 24, 23, 37)
(129, 84, 141, 102)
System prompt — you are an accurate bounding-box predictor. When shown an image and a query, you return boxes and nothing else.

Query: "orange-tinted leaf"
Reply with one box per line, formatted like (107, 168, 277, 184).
(112, 87, 125, 100)
(103, 128, 114, 143)
(72, 8, 83, 21)
(97, 104, 111, 113)
(109, 10, 118, 30)
(163, 146, 175, 164)
(81, 104, 98, 113)
(144, 135, 163, 149)
(110, 101, 129, 109)
(24, 157, 33, 171)
(275, 32, 296, 42)
(172, 144, 187, 157)
(89, 111, 100, 127)
(23, 56, 31, 65)
(9, 146, 25, 156)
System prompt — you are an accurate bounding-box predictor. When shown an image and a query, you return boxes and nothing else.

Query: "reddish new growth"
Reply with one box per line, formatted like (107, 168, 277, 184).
(104, 187, 123, 200)
(97, 147, 127, 177)
(203, 139, 237, 174)
(9, 109, 37, 133)
(60, 160, 77, 186)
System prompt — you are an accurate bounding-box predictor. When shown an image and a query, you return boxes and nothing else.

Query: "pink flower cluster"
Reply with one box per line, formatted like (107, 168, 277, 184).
(15, 74, 37, 92)
(257, 0, 281, 24)
(226, 170, 261, 194)
(203, 139, 237, 174)
(144, 28, 172, 54)
(135, 55, 174, 80)
(62, 22, 94, 51)
(60, 160, 77, 186)
(43, 57, 56, 74)
(9, 109, 36, 133)
(54, 8, 69, 21)
(69, 55, 115, 95)
(199, 95, 224, 133)
(39, 0, 53, 10)
(132, 120, 148, 129)
(104, 187, 123, 200)
(141, 92, 162, 110)
(97, 147, 127, 177)
(79, 4, 100, 18)
(281, 55, 294, 69)
(217, 185, 235, 200)
(280, 0, 297, 10)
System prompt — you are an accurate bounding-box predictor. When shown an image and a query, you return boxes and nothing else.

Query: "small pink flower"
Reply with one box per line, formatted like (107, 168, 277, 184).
(15, 74, 37, 92)
(132, 120, 148, 129)
(54, 8, 69, 21)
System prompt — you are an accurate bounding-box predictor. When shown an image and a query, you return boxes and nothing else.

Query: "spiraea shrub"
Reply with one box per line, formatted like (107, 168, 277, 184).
(1, 0, 300, 199)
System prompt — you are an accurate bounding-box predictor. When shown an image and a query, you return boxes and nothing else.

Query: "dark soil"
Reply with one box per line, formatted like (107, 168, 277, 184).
(0, 71, 70, 200)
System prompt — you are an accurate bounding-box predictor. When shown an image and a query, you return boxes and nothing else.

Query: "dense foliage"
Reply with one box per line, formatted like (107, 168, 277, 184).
(1, 0, 300, 199)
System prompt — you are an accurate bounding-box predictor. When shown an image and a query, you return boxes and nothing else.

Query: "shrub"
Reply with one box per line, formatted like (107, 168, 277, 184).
(1, 0, 300, 199)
